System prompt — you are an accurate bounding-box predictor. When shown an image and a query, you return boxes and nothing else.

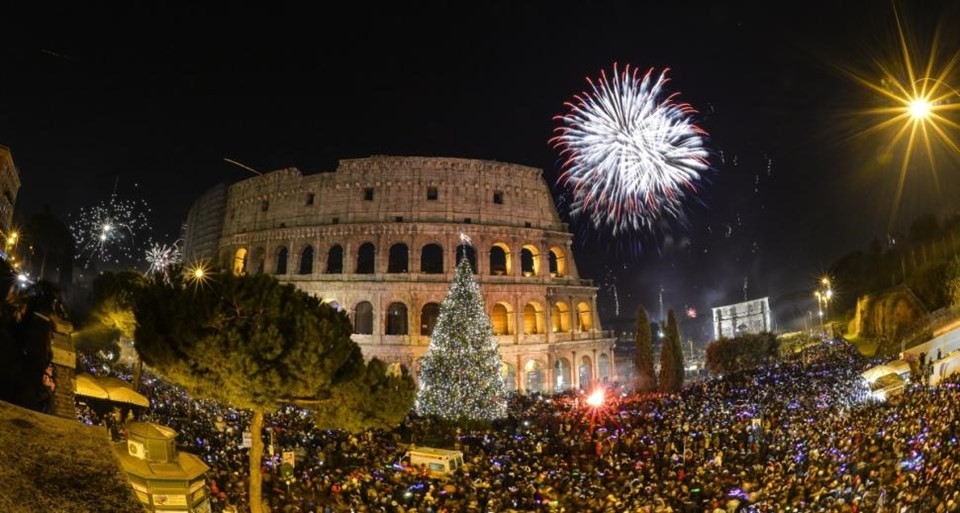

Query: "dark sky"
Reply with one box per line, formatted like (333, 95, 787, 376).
(2, 1, 960, 337)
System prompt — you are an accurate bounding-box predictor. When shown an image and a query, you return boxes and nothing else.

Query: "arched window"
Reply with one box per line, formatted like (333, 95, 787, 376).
(548, 247, 565, 277)
(298, 246, 314, 275)
(388, 243, 409, 273)
(521, 245, 540, 276)
(356, 242, 375, 274)
(385, 302, 408, 335)
(598, 353, 611, 382)
(554, 358, 572, 391)
(420, 243, 444, 274)
(552, 301, 571, 333)
(525, 359, 544, 394)
(489, 244, 510, 275)
(491, 303, 513, 335)
(456, 244, 477, 274)
(252, 247, 265, 274)
(579, 356, 593, 389)
(577, 301, 593, 331)
(523, 302, 543, 334)
(354, 301, 373, 335)
(232, 248, 248, 276)
(274, 247, 288, 275)
(326, 245, 343, 273)
(420, 303, 440, 336)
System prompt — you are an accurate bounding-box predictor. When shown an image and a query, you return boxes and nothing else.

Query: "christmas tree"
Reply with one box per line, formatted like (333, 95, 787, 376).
(415, 248, 508, 422)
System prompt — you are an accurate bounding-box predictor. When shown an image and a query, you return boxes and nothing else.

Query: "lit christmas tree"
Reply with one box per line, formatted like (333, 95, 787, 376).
(415, 240, 508, 422)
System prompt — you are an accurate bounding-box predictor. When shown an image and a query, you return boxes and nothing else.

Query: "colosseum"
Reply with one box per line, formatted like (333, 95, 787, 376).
(182, 156, 617, 394)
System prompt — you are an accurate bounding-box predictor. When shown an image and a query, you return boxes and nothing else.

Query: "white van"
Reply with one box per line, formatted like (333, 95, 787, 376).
(402, 446, 465, 477)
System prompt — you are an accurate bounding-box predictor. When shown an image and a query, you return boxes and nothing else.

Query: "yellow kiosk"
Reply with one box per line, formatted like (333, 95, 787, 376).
(113, 422, 211, 512)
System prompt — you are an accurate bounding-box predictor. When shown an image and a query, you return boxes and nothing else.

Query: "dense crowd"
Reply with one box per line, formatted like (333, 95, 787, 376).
(77, 340, 960, 513)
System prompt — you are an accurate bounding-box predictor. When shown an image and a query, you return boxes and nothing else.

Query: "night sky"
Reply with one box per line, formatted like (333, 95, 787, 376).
(3, 1, 960, 339)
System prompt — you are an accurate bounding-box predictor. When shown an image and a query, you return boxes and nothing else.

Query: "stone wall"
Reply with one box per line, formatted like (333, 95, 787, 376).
(848, 285, 928, 340)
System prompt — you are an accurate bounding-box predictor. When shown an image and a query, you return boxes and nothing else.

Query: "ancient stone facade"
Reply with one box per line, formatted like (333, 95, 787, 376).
(184, 156, 616, 393)
(0, 145, 21, 234)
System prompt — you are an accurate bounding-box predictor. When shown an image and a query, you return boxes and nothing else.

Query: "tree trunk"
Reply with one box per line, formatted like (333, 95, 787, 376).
(249, 407, 266, 513)
(132, 356, 143, 393)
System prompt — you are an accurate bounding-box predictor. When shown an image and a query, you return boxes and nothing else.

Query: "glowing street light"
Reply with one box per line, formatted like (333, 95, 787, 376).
(842, 4, 960, 230)
(908, 97, 932, 120)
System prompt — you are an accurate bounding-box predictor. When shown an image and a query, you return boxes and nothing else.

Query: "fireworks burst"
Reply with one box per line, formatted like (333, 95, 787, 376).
(71, 193, 152, 268)
(145, 241, 181, 283)
(551, 63, 710, 236)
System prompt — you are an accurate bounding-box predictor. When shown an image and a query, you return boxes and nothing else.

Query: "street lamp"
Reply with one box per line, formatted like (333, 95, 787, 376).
(814, 277, 834, 337)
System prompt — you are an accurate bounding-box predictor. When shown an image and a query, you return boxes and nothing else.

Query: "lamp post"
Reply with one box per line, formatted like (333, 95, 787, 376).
(814, 277, 834, 338)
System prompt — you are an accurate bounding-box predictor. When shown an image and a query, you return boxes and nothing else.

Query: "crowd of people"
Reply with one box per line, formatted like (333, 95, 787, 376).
(77, 339, 960, 513)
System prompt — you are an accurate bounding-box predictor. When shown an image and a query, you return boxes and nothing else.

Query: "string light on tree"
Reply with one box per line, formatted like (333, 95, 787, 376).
(415, 238, 507, 422)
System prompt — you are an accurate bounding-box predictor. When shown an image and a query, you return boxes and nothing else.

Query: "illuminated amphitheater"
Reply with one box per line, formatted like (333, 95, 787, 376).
(182, 156, 616, 393)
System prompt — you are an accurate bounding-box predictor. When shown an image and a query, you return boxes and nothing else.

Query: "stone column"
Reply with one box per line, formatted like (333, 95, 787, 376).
(49, 316, 76, 420)
(516, 354, 524, 394)
(515, 295, 523, 343)
(592, 348, 599, 385)
(571, 351, 579, 390)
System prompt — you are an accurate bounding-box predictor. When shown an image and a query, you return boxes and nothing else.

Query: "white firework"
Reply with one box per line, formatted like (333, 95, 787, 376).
(146, 241, 182, 283)
(551, 63, 710, 235)
(70, 193, 152, 268)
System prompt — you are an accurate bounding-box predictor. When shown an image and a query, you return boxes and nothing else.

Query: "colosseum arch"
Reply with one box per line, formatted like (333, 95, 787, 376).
(298, 245, 314, 275)
(420, 302, 440, 336)
(232, 247, 248, 276)
(579, 355, 593, 388)
(554, 357, 572, 391)
(456, 244, 477, 274)
(353, 301, 373, 335)
(524, 359, 545, 393)
(491, 302, 515, 336)
(489, 243, 511, 275)
(551, 301, 571, 333)
(577, 301, 593, 331)
(326, 244, 344, 274)
(388, 243, 409, 273)
(598, 353, 611, 383)
(274, 246, 289, 275)
(522, 301, 545, 335)
(520, 244, 540, 276)
(385, 302, 409, 335)
(356, 242, 376, 274)
(251, 246, 266, 274)
(548, 246, 566, 277)
(420, 243, 444, 274)
(502, 363, 516, 393)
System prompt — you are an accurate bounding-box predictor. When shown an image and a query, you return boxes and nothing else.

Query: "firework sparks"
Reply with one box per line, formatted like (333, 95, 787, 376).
(145, 241, 181, 283)
(71, 193, 152, 268)
(551, 63, 710, 235)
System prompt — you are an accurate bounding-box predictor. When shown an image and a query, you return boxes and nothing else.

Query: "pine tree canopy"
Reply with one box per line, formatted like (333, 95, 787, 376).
(415, 255, 507, 422)
(131, 271, 415, 429)
(659, 309, 685, 393)
(634, 307, 656, 392)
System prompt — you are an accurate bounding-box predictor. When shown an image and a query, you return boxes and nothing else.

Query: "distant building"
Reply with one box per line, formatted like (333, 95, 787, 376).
(0, 145, 22, 234)
(712, 297, 771, 339)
